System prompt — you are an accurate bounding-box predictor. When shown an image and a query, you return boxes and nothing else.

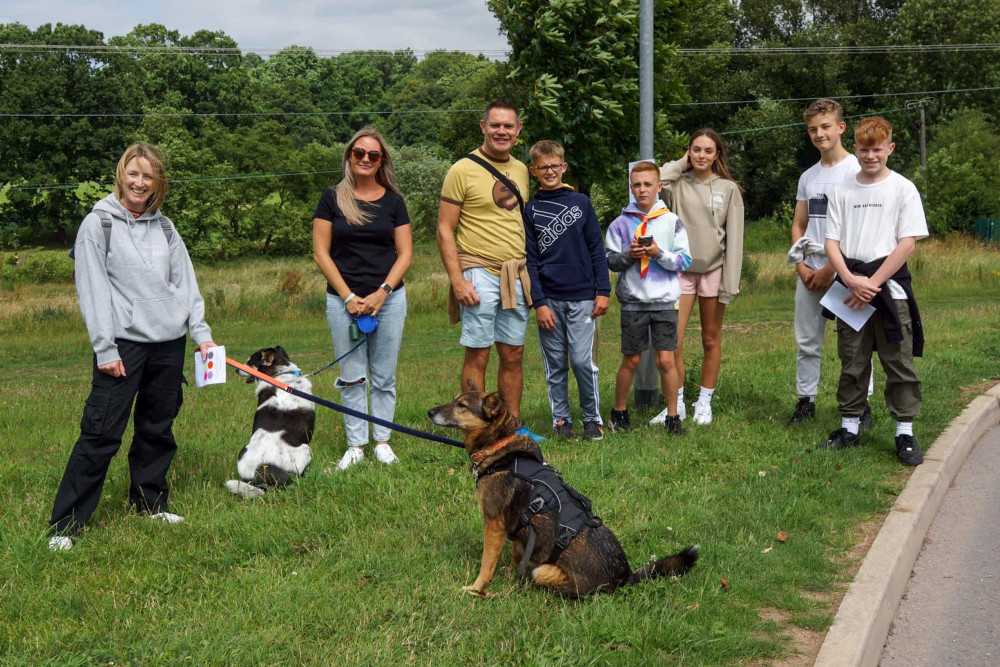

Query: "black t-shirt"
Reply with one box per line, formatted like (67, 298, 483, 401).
(313, 187, 410, 296)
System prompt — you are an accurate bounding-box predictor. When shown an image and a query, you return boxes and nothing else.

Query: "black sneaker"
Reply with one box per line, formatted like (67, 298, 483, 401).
(818, 428, 861, 451)
(582, 421, 604, 441)
(787, 397, 816, 425)
(895, 434, 923, 466)
(860, 402, 874, 431)
(609, 409, 631, 432)
(554, 419, 575, 439)
(664, 415, 684, 434)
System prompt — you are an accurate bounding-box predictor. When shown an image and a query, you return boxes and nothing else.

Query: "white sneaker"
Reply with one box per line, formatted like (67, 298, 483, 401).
(48, 536, 73, 551)
(374, 443, 399, 465)
(336, 447, 365, 470)
(150, 512, 185, 524)
(692, 401, 713, 425)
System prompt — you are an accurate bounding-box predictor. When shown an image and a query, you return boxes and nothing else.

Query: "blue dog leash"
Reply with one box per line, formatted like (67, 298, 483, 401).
(227, 357, 466, 450)
(302, 314, 379, 378)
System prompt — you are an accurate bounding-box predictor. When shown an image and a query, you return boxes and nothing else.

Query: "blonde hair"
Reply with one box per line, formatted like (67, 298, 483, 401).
(114, 142, 168, 213)
(529, 140, 565, 164)
(803, 98, 844, 123)
(855, 116, 893, 146)
(336, 127, 399, 226)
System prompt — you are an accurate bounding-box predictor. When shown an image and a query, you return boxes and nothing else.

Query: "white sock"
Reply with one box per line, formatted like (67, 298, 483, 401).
(896, 421, 914, 437)
(698, 386, 714, 404)
(842, 417, 860, 435)
(678, 387, 685, 403)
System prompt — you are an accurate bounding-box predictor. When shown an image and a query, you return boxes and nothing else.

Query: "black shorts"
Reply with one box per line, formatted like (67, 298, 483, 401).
(620, 309, 678, 355)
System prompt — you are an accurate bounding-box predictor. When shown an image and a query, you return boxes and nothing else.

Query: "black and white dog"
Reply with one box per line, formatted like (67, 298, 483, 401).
(226, 346, 315, 499)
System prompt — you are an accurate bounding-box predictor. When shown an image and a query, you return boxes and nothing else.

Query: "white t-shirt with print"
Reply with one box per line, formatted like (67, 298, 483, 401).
(826, 170, 928, 299)
(796, 154, 860, 270)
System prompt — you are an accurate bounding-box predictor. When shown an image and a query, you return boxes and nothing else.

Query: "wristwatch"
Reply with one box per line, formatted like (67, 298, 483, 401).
(380, 283, 393, 295)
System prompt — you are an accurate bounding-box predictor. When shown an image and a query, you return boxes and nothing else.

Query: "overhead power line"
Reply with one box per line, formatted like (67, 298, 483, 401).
(4, 169, 344, 193)
(0, 43, 509, 57)
(669, 85, 1000, 107)
(2, 42, 998, 57)
(678, 43, 1000, 56)
(0, 109, 480, 119)
(719, 106, 909, 137)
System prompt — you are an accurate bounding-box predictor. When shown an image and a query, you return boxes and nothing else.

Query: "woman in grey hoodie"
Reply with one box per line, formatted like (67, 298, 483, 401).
(48, 143, 216, 551)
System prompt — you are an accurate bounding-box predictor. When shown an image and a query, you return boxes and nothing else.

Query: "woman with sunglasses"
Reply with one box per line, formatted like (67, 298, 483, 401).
(313, 127, 413, 470)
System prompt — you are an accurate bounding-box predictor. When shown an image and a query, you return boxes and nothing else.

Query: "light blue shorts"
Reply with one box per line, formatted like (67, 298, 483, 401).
(459, 267, 529, 348)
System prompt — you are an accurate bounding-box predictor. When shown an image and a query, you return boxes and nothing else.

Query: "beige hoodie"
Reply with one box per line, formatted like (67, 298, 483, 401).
(659, 158, 745, 304)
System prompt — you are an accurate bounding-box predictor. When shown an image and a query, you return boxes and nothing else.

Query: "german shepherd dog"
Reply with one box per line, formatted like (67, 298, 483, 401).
(226, 347, 315, 498)
(428, 383, 698, 596)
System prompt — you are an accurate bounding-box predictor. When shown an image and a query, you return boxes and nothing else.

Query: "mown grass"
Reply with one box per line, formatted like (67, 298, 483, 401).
(1, 237, 998, 666)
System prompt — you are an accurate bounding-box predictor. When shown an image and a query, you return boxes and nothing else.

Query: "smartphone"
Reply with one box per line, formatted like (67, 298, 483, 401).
(638, 235, 653, 247)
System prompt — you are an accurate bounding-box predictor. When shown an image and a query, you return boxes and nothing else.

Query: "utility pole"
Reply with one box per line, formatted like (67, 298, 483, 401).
(633, 0, 659, 410)
(905, 97, 935, 168)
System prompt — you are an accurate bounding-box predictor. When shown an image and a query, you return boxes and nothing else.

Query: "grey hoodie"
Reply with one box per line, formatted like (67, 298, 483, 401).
(73, 194, 212, 366)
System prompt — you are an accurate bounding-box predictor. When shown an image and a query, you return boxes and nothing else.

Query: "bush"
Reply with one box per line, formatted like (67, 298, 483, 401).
(393, 145, 452, 241)
(0, 251, 74, 285)
(915, 109, 1000, 236)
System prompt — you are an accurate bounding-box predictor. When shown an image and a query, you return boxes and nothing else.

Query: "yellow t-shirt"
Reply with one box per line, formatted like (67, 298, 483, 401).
(440, 149, 530, 269)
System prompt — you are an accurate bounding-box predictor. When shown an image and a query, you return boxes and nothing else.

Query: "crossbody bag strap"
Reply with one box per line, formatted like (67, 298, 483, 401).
(463, 152, 525, 216)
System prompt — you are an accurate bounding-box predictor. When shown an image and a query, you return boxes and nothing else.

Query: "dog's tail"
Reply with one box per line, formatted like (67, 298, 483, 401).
(625, 544, 699, 586)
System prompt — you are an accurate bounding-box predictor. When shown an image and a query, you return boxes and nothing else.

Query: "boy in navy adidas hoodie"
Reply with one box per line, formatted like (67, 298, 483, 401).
(524, 140, 612, 440)
(605, 160, 692, 434)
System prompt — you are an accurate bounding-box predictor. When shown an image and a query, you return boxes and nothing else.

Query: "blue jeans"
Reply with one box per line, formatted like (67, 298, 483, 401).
(325, 288, 407, 446)
(537, 299, 602, 426)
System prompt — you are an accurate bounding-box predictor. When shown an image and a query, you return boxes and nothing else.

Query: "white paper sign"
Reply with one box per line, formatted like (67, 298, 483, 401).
(194, 346, 226, 387)
(820, 282, 875, 332)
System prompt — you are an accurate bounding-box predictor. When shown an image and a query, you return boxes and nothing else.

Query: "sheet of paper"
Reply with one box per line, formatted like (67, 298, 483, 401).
(194, 346, 226, 387)
(820, 282, 875, 332)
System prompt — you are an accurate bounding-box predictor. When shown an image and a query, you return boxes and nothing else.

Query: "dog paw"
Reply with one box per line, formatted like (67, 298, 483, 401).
(225, 480, 265, 499)
(461, 586, 492, 598)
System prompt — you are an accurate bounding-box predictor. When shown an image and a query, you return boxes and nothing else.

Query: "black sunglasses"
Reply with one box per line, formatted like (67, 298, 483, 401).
(351, 147, 382, 162)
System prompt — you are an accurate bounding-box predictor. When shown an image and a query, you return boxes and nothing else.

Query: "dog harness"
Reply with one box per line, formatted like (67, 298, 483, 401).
(478, 456, 603, 574)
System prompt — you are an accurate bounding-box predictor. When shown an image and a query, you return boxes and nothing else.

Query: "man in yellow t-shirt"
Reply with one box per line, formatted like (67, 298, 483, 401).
(437, 99, 532, 421)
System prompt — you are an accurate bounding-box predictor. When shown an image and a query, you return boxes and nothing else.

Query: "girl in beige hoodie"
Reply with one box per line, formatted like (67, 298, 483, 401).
(657, 129, 745, 426)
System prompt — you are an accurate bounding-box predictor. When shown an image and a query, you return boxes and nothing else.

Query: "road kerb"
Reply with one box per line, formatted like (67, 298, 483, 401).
(813, 391, 1000, 667)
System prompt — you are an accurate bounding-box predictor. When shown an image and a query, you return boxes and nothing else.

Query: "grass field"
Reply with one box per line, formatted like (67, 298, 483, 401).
(1, 236, 998, 666)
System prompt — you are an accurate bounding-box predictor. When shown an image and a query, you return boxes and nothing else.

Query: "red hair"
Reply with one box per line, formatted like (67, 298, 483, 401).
(855, 117, 893, 146)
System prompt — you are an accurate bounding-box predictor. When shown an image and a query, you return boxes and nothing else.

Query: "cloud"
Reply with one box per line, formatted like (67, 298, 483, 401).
(0, 0, 508, 54)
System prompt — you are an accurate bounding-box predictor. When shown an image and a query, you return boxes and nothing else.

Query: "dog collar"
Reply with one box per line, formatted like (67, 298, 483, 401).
(470, 434, 519, 466)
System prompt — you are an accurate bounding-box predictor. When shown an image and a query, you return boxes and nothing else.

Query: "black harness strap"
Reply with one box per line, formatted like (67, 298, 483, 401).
(479, 456, 602, 567)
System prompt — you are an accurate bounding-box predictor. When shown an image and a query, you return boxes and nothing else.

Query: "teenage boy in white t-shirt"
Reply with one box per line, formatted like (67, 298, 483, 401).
(821, 116, 927, 466)
(787, 99, 873, 426)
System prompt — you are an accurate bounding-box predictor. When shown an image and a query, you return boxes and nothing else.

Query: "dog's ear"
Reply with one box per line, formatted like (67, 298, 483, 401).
(275, 345, 286, 356)
(261, 349, 275, 367)
(465, 378, 480, 392)
(482, 392, 505, 420)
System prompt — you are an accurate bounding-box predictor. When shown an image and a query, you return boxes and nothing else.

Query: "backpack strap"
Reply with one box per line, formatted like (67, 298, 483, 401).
(463, 152, 525, 216)
(95, 211, 114, 254)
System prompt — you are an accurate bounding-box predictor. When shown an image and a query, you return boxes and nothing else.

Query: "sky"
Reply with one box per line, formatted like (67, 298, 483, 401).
(0, 0, 510, 56)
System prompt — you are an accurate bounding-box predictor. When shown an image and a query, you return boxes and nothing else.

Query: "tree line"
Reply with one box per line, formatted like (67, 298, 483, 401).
(2, 0, 999, 258)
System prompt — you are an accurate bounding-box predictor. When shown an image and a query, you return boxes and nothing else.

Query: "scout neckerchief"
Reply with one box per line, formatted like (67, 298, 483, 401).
(629, 207, 670, 278)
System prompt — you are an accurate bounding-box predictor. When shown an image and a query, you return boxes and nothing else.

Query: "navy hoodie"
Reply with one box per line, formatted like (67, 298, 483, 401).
(524, 186, 612, 308)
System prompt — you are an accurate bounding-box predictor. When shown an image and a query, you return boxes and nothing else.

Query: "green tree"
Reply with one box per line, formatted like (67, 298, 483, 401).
(487, 0, 687, 195)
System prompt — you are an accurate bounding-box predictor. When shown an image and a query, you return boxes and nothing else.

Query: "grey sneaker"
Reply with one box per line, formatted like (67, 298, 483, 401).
(582, 421, 604, 441)
(895, 434, 923, 466)
(554, 419, 575, 439)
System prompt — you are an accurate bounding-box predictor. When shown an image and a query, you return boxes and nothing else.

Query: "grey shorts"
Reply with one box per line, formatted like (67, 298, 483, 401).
(620, 309, 678, 355)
